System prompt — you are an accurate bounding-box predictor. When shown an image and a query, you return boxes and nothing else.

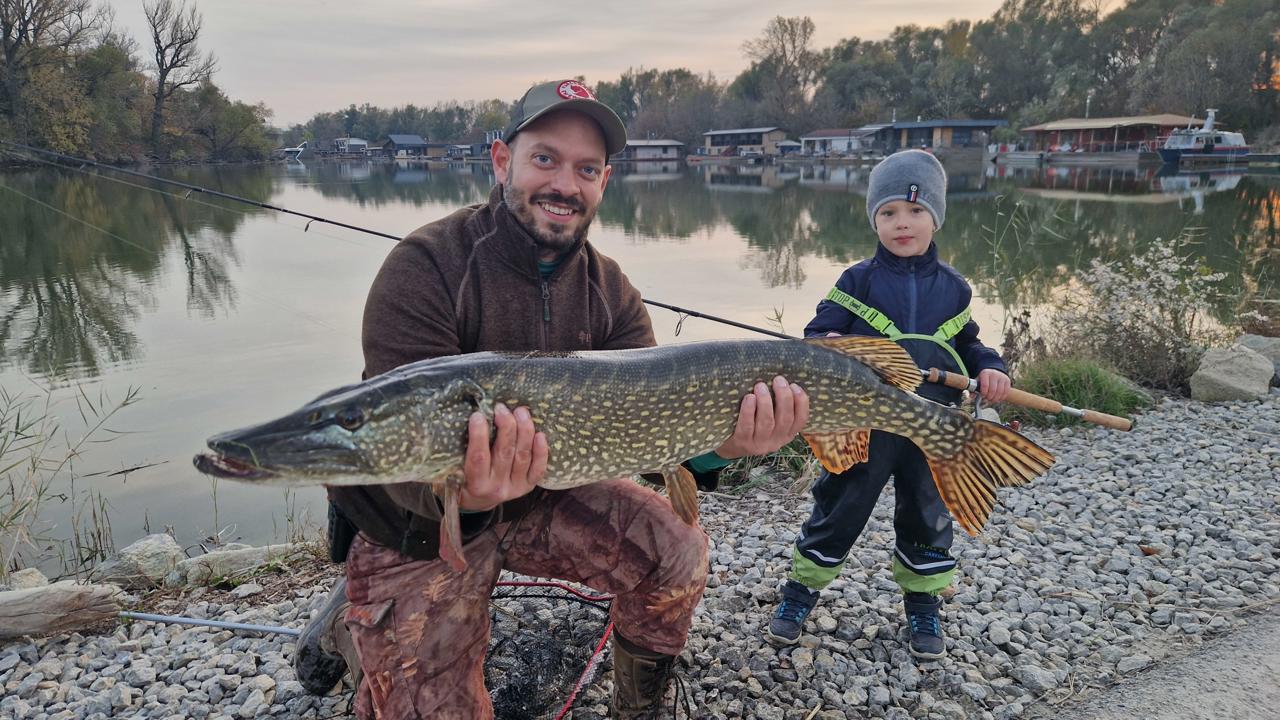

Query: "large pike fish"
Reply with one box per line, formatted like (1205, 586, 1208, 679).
(194, 337, 1054, 570)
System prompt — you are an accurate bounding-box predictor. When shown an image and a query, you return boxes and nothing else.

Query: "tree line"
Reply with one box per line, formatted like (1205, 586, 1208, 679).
(3, 0, 1276, 162)
(1, 0, 270, 162)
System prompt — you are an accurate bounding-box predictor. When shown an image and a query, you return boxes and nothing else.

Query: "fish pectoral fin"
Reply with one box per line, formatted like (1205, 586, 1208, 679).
(802, 429, 871, 473)
(661, 465, 700, 525)
(925, 419, 1056, 537)
(435, 475, 469, 572)
(804, 336, 922, 393)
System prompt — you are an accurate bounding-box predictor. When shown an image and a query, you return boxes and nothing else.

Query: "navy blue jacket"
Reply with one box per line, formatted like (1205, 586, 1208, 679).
(804, 242, 1005, 405)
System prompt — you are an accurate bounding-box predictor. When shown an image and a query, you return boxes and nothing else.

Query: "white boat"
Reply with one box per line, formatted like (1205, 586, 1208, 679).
(281, 140, 308, 162)
(1158, 109, 1248, 164)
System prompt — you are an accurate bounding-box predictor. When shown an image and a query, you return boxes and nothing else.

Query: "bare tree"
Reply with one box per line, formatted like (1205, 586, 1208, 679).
(144, 0, 215, 156)
(0, 0, 105, 139)
(741, 16, 818, 128)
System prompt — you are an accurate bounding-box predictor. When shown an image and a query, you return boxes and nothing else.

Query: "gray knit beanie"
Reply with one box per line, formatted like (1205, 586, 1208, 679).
(865, 149, 947, 231)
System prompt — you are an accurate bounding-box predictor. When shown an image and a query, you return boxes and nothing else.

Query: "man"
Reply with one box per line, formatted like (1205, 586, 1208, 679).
(297, 79, 809, 719)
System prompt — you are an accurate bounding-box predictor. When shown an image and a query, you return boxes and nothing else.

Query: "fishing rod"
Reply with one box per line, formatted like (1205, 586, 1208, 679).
(1, 139, 1134, 431)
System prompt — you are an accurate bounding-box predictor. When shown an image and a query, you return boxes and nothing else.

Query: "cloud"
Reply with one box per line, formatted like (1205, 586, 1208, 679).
(110, 0, 1002, 124)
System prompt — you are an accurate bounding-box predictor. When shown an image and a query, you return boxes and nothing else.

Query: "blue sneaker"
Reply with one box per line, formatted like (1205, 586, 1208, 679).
(904, 592, 946, 659)
(766, 580, 819, 646)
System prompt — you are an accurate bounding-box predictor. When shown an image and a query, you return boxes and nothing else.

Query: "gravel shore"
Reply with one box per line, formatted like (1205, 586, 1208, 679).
(3, 391, 1278, 719)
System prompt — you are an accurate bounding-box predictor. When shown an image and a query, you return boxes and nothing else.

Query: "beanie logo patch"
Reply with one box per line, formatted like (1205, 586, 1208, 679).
(557, 81, 595, 100)
(907, 183, 920, 203)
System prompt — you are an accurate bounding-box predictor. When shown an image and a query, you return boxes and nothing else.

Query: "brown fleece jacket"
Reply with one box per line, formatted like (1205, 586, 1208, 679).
(328, 184, 655, 555)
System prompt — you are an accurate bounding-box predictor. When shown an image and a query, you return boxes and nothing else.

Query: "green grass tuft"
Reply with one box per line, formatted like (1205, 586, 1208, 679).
(1006, 357, 1152, 428)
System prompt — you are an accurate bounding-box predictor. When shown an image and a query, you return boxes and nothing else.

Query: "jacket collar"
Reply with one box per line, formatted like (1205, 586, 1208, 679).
(487, 184, 587, 280)
(874, 240, 939, 274)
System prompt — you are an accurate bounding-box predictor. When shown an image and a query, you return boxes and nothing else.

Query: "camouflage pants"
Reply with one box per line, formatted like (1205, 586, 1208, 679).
(342, 479, 709, 719)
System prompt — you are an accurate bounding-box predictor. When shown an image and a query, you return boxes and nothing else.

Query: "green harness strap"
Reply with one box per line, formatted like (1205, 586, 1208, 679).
(824, 287, 970, 376)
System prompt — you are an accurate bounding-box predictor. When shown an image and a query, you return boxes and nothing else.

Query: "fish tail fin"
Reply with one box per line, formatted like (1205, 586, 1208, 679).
(437, 478, 468, 572)
(925, 420, 1055, 537)
(663, 465, 700, 525)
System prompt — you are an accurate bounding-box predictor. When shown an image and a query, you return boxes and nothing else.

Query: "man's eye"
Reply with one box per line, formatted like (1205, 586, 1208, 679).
(581, 166, 599, 177)
(533, 154, 552, 165)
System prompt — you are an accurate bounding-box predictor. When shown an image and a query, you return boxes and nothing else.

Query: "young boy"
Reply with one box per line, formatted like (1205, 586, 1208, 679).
(766, 149, 1011, 658)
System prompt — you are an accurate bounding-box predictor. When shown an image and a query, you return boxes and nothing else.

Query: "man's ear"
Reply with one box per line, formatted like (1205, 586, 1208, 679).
(599, 164, 612, 194)
(491, 139, 512, 183)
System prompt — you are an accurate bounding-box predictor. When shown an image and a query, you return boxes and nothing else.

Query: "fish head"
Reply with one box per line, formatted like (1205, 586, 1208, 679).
(193, 371, 481, 486)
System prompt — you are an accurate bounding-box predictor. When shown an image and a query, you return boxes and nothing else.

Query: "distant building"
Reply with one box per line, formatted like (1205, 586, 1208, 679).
(383, 134, 429, 157)
(702, 127, 788, 156)
(1021, 114, 1200, 152)
(334, 137, 368, 154)
(776, 140, 802, 155)
(420, 142, 451, 159)
(618, 139, 684, 160)
(890, 119, 1007, 151)
(800, 125, 895, 155)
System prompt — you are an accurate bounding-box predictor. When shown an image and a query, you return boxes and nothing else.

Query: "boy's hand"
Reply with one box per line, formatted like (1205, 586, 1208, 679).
(977, 369, 1011, 405)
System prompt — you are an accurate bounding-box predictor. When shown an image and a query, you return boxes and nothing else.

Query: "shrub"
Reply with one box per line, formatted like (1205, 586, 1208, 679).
(1045, 233, 1233, 392)
(1006, 357, 1153, 428)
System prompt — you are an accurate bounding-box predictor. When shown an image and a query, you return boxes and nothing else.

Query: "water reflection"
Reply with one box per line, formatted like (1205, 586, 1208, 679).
(3, 160, 1277, 384)
(0, 166, 272, 379)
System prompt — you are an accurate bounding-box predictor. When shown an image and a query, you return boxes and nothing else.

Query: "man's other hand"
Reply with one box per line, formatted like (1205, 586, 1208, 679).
(715, 376, 810, 459)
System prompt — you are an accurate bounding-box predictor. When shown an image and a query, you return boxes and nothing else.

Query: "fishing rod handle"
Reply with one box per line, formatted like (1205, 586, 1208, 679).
(927, 368, 1133, 431)
(1078, 409, 1134, 432)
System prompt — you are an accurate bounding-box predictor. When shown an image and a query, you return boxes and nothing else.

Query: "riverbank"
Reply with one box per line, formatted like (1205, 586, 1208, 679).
(2, 391, 1278, 719)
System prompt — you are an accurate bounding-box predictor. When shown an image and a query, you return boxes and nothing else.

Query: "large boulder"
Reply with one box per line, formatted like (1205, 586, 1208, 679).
(91, 533, 184, 589)
(1190, 344, 1274, 402)
(1237, 334, 1280, 384)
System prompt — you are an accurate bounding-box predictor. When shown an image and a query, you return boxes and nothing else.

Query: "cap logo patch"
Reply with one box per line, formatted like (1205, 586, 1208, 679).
(907, 183, 920, 203)
(557, 81, 595, 100)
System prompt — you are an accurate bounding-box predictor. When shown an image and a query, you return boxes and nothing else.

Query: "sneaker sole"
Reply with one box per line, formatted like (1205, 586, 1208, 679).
(764, 629, 800, 647)
(908, 646, 946, 660)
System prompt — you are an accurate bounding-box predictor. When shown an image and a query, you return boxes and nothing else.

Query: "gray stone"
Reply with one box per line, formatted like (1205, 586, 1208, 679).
(1012, 665, 1058, 692)
(5, 568, 49, 590)
(230, 583, 263, 599)
(1117, 654, 1153, 673)
(1191, 344, 1274, 402)
(121, 533, 186, 584)
(1238, 334, 1280, 379)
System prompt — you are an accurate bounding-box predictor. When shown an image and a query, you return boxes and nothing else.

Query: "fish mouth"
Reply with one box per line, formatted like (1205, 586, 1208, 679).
(193, 451, 277, 481)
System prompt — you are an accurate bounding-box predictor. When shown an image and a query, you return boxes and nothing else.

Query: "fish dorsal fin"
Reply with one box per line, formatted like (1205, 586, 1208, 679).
(802, 429, 871, 473)
(805, 336, 922, 393)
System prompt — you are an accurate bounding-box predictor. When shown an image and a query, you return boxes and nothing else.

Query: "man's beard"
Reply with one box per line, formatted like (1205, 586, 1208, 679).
(503, 181, 595, 254)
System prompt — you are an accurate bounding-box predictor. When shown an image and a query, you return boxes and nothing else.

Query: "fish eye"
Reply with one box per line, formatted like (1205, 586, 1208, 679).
(336, 406, 366, 431)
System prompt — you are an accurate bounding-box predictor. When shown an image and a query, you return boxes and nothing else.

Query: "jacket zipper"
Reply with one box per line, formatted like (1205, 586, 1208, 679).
(540, 280, 551, 348)
(907, 267, 917, 334)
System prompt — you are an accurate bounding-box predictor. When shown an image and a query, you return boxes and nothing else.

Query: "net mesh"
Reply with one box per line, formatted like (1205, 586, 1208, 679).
(486, 579, 614, 720)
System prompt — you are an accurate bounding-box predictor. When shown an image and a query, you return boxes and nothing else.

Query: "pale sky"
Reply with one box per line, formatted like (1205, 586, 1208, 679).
(112, 0, 1005, 126)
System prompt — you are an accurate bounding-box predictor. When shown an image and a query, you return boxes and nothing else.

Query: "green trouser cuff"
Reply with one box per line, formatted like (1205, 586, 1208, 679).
(892, 556, 954, 595)
(789, 546, 843, 590)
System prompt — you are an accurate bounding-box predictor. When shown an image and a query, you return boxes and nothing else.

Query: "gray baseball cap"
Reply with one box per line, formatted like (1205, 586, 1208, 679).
(503, 80, 627, 157)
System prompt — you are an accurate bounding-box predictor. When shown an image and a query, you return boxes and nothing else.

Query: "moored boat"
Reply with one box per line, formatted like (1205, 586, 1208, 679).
(1158, 109, 1248, 164)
